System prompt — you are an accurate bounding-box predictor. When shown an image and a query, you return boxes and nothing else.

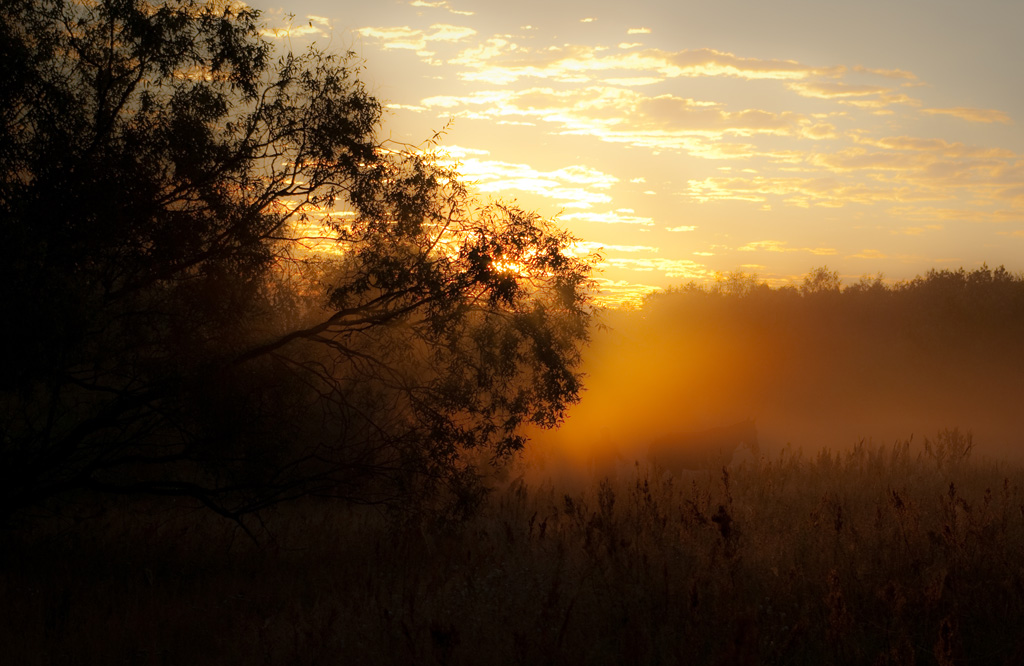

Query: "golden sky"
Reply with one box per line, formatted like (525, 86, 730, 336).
(255, 0, 1024, 305)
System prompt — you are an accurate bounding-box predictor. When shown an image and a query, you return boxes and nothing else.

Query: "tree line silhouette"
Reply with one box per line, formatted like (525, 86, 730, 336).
(559, 264, 1024, 461)
(647, 264, 1024, 362)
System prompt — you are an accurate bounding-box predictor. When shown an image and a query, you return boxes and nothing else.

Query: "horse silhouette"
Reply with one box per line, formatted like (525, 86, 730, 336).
(648, 419, 759, 473)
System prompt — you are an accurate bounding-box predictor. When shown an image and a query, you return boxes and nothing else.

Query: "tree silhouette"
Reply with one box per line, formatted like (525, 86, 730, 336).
(801, 266, 842, 295)
(0, 0, 596, 523)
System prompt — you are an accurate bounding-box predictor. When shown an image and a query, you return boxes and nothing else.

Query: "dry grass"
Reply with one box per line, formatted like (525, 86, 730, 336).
(4, 436, 1024, 665)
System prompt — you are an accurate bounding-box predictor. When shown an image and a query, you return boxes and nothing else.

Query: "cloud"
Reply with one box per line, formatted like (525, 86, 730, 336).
(356, 24, 476, 51)
(450, 45, 842, 85)
(809, 148, 925, 173)
(602, 77, 663, 86)
(852, 135, 1014, 159)
(561, 210, 655, 225)
(430, 149, 619, 209)
(666, 225, 697, 232)
(788, 81, 893, 99)
(800, 122, 838, 139)
(410, 0, 474, 15)
(590, 278, 661, 306)
(786, 81, 922, 111)
(574, 241, 660, 253)
(886, 206, 1021, 225)
(637, 96, 802, 134)
(603, 256, 714, 280)
(666, 49, 843, 80)
(851, 65, 917, 80)
(420, 87, 809, 157)
(685, 175, 942, 207)
(802, 140, 1022, 206)
(627, 28, 652, 35)
(432, 144, 490, 159)
(848, 249, 890, 260)
(385, 102, 427, 112)
(262, 15, 331, 40)
(739, 240, 838, 255)
(921, 107, 1012, 124)
(893, 224, 943, 236)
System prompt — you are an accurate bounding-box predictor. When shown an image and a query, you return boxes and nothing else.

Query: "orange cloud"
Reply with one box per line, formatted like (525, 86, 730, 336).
(739, 240, 838, 255)
(574, 241, 660, 253)
(420, 87, 809, 157)
(409, 1, 474, 16)
(851, 65, 917, 80)
(788, 81, 893, 99)
(450, 45, 842, 85)
(603, 256, 713, 279)
(921, 107, 1011, 124)
(590, 278, 660, 306)
(430, 148, 619, 209)
(853, 135, 1015, 159)
(561, 211, 655, 226)
(356, 23, 476, 51)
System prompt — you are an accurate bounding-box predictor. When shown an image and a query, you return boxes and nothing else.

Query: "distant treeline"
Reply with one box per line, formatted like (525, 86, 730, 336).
(649, 264, 1024, 344)
(561, 265, 1024, 457)
(641, 264, 1024, 364)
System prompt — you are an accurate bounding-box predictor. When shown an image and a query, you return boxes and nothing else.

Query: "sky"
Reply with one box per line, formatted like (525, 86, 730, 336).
(252, 0, 1024, 305)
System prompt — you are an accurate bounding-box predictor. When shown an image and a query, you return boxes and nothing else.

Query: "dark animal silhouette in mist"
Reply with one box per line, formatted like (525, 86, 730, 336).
(648, 419, 759, 474)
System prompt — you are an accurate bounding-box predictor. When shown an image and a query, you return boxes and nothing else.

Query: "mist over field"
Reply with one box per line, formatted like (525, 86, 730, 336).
(525, 266, 1024, 479)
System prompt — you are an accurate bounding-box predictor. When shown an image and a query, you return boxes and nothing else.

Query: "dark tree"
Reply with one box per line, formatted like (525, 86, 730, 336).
(0, 0, 596, 523)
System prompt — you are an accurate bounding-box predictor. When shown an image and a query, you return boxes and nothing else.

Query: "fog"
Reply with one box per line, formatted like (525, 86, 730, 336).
(523, 267, 1024, 481)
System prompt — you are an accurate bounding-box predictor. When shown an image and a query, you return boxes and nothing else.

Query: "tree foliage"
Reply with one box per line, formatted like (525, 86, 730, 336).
(0, 0, 596, 523)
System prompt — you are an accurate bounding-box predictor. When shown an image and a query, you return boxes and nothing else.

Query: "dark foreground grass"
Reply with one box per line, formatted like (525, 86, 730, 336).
(4, 437, 1024, 665)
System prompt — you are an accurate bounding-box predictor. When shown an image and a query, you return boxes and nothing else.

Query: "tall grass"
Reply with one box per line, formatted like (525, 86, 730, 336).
(4, 437, 1024, 665)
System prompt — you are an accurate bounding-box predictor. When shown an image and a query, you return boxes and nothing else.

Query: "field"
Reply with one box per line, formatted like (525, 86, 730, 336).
(6, 268, 1024, 664)
(4, 432, 1024, 665)
(5, 2, 1024, 660)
